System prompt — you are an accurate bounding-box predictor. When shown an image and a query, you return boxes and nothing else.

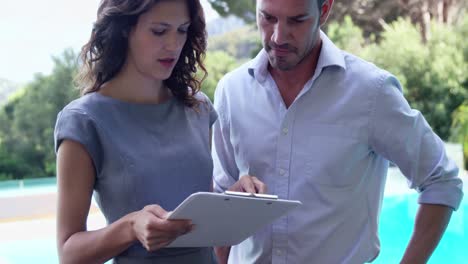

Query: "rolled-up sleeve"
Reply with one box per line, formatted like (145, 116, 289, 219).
(211, 78, 239, 193)
(369, 75, 463, 210)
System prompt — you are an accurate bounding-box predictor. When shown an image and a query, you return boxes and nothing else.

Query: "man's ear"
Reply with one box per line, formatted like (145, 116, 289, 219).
(319, 0, 334, 26)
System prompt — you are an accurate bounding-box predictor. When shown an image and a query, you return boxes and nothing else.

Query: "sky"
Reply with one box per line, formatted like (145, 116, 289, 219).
(0, 0, 219, 84)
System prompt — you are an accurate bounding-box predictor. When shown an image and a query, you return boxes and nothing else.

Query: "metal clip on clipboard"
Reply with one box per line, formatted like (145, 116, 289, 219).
(224, 190, 279, 200)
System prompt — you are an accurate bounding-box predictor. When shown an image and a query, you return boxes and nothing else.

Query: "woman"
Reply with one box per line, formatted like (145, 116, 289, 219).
(54, 0, 217, 263)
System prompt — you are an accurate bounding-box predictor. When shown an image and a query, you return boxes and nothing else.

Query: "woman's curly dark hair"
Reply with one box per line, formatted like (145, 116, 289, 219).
(76, 0, 207, 107)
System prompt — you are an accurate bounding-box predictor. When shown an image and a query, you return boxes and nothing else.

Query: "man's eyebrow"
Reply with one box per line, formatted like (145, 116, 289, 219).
(289, 14, 311, 20)
(259, 10, 272, 16)
(259, 10, 311, 20)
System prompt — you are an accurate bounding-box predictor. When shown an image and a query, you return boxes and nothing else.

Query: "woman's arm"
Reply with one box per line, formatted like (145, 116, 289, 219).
(56, 140, 137, 264)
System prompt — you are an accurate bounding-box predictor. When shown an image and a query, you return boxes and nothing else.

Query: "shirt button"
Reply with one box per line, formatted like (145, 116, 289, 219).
(279, 169, 286, 176)
(282, 127, 289, 135)
(276, 249, 283, 255)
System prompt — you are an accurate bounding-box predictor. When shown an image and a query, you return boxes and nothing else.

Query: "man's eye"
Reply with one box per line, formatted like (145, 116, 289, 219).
(290, 19, 304, 24)
(263, 14, 275, 22)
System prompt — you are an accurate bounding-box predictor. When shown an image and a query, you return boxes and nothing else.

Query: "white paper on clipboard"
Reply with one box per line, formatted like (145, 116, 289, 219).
(166, 191, 301, 247)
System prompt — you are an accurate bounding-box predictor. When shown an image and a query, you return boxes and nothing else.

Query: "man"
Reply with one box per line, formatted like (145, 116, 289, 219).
(211, 0, 464, 263)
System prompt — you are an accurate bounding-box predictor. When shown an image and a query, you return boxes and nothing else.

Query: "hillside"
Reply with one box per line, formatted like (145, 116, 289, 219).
(208, 25, 260, 59)
(207, 15, 246, 36)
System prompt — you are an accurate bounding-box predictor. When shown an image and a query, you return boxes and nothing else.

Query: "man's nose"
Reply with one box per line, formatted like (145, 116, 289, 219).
(271, 22, 289, 46)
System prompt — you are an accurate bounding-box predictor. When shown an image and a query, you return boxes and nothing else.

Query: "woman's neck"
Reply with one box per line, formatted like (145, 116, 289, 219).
(99, 63, 171, 104)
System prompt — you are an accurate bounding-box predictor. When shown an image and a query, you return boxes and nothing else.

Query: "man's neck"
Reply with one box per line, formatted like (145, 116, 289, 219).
(269, 39, 322, 108)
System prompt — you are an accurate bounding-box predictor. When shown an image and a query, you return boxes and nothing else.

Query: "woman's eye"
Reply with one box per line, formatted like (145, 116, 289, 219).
(152, 29, 165, 36)
(179, 24, 191, 33)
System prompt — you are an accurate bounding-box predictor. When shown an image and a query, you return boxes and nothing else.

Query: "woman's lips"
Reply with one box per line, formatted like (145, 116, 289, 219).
(158, 58, 175, 68)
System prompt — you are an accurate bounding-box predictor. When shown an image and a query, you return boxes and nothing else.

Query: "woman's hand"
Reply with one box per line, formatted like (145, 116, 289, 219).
(132, 204, 193, 251)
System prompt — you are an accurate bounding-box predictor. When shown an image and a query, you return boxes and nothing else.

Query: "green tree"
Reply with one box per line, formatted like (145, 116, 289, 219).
(200, 51, 240, 101)
(363, 18, 467, 140)
(326, 15, 366, 55)
(207, 0, 256, 23)
(450, 102, 468, 169)
(208, 25, 260, 59)
(0, 78, 20, 105)
(208, 0, 467, 40)
(0, 144, 32, 181)
(0, 49, 79, 179)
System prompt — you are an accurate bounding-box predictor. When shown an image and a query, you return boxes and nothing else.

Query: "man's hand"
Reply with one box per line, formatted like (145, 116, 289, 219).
(229, 175, 267, 194)
(216, 175, 266, 264)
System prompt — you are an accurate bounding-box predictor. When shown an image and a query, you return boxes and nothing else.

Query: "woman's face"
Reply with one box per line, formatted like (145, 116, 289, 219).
(126, 0, 190, 81)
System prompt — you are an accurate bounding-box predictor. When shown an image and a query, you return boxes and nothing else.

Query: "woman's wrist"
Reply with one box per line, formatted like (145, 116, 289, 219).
(123, 211, 139, 243)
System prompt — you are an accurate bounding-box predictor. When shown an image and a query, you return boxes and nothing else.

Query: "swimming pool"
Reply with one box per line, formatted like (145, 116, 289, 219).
(0, 178, 465, 263)
(0, 178, 56, 198)
(0, 194, 465, 263)
(373, 194, 466, 263)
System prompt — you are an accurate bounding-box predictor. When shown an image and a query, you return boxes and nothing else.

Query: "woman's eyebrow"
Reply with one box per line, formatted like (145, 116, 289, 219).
(151, 21, 191, 27)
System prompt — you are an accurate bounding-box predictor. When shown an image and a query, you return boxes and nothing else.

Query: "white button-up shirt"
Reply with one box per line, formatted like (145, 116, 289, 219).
(212, 32, 463, 264)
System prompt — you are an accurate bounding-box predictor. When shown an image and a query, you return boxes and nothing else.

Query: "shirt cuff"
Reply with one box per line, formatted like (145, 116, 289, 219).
(418, 178, 464, 210)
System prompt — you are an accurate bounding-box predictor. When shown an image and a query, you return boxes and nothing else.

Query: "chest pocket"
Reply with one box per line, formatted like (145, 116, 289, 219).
(293, 124, 371, 189)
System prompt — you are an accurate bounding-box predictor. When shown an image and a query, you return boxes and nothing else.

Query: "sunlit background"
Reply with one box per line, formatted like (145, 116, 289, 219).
(0, 0, 219, 83)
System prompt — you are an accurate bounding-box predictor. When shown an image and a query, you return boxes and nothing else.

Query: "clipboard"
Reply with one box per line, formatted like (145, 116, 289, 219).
(166, 191, 301, 247)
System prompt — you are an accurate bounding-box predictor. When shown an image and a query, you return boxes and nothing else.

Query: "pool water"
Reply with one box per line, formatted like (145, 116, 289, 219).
(373, 194, 466, 263)
(0, 178, 56, 198)
(0, 240, 56, 263)
(0, 240, 111, 264)
(0, 194, 465, 263)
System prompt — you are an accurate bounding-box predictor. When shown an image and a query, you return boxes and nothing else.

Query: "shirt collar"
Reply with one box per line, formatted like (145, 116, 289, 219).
(248, 49, 270, 83)
(248, 30, 347, 83)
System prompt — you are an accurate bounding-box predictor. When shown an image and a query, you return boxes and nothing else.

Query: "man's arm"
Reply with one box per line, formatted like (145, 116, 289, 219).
(368, 76, 463, 263)
(400, 204, 452, 264)
(211, 79, 237, 264)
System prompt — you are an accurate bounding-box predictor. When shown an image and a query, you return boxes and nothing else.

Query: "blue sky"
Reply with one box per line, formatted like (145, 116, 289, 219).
(0, 0, 218, 84)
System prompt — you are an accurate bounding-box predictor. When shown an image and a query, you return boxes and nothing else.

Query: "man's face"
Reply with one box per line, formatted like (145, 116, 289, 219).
(256, 0, 321, 71)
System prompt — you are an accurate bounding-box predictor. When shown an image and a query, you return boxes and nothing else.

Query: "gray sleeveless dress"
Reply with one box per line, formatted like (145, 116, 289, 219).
(54, 92, 218, 263)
